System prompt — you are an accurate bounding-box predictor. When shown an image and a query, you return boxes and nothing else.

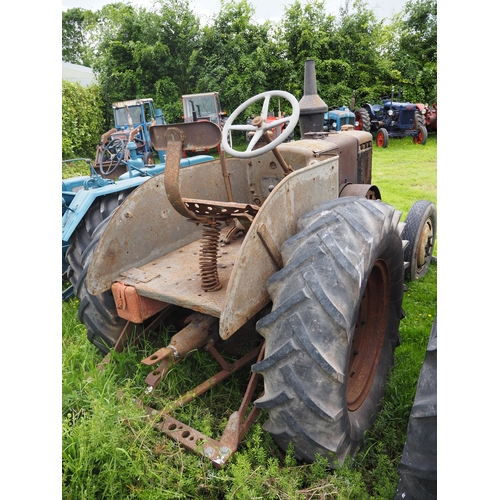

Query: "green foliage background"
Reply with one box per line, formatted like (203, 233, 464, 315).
(62, 81, 106, 158)
(62, 0, 437, 159)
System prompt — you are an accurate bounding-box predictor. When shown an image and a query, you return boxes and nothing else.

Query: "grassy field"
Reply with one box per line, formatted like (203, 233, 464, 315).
(62, 134, 437, 499)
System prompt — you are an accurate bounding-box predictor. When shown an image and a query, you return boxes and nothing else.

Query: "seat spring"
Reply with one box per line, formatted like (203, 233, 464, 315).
(200, 222, 222, 292)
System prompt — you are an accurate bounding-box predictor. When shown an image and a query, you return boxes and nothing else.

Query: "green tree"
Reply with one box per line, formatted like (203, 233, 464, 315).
(62, 80, 106, 159)
(328, 0, 393, 106)
(280, 0, 336, 68)
(273, 0, 337, 100)
(91, 0, 200, 123)
(389, 0, 437, 103)
(62, 7, 97, 66)
(193, 1, 280, 118)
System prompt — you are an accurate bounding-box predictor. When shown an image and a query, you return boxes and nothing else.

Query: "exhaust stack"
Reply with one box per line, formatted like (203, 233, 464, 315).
(299, 59, 328, 137)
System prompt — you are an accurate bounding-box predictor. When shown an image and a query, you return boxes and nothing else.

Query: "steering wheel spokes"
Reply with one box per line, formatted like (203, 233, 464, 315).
(99, 137, 125, 176)
(222, 90, 300, 158)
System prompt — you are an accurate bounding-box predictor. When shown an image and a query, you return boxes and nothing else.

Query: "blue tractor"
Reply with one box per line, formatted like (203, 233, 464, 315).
(62, 128, 214, 300)
(354, 87, 427, 148)
(96, 98, 166, 177)
(323, 106, 356, 132)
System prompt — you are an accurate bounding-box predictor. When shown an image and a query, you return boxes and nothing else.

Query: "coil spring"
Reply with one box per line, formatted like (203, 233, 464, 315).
(199, 222, 222, 292)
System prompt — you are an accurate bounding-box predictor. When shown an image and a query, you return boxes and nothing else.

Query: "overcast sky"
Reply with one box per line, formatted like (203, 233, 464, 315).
(61, 0, 408, 23)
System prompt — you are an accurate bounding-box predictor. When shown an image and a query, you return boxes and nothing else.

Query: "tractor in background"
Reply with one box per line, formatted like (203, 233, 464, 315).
(415, 102, 437, 133)
(182, 92, 228, 154)
(246, 111, 295, 145)
(323, 106, 356, 132)
(354, 87, 428, 147)
(97, 98, 166, 177)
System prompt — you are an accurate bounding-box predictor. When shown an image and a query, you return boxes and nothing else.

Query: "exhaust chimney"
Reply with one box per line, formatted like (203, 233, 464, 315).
(299, 59, 328, 137)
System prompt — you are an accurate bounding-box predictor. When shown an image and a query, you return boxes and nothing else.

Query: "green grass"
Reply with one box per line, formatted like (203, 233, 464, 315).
(62, 134, 437, 499)
(62, 159, 95, 179)
(371, 135, 437, 212)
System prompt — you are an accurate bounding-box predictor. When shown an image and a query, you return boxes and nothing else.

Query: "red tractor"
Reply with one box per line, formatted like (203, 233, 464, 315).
(415, 103, 437, 133)
(182, 92, 228, 155)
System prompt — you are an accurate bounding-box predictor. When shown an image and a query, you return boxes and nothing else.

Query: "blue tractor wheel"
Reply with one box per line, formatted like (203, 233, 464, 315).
(67, 209, 128, 353)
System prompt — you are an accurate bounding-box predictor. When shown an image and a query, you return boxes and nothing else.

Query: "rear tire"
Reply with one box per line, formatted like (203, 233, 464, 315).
(354, 108, 371, 132)
(252, 197, 405, 465)
(415, 111, 425, 129)
(401, 200, 436, 281)
(67, 212, 127, 354)
(142, 151, 155, 165)
(395, 317, 437, 499)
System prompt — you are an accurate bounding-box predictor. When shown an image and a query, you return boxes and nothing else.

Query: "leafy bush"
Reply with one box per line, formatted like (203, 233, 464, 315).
(62, 80, 106, 160)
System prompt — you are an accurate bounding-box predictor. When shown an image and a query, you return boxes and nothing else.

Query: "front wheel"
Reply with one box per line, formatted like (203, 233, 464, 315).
(376, 128, 389, 148)
(401, 200, 436, 281)
(252, 197, 405, 465)
(142, 151, 155, 165)
(413, 125, 428, 145)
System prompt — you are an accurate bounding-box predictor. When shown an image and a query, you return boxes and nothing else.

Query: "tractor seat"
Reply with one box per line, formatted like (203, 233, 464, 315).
(149, 121, 259, 224)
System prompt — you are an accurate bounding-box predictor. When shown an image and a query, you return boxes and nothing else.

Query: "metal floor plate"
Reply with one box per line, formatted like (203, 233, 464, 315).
(118, 227, 243, 318)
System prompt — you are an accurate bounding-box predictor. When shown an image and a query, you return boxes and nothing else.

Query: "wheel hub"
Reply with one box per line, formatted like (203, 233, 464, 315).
(346, 259, 390, 412)
(417, 219, 433, 270)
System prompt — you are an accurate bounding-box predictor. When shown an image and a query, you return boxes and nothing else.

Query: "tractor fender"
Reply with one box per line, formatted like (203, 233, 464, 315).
(62, 176, 153, 246)
(362, 103, 377, 118)
(219, 156, 341, 338)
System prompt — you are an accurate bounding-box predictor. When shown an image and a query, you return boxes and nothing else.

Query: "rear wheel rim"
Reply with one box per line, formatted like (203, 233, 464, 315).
(347, 259, 390, 411)
(416, 218, 434, 271)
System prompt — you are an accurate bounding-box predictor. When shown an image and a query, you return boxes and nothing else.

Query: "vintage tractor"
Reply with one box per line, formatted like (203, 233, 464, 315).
(323, 106, 356, 132)
(246, 111, 295, 145)
(96, 98, 165, 177)
(68, 59, 436, 467)
(354, 87, 428, 147)
(415, 102, 437, 133)
(182, 92, 228, 154)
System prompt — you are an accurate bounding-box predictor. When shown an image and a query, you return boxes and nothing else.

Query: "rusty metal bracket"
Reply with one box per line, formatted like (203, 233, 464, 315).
(97, 306, 175, 369)
(142, 312, 218, 389)
(144, 341, 265, 468)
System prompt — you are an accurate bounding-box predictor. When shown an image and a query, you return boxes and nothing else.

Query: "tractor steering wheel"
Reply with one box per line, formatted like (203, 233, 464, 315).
(222, 90, 300, 158)
(99, 138, 125, 176)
